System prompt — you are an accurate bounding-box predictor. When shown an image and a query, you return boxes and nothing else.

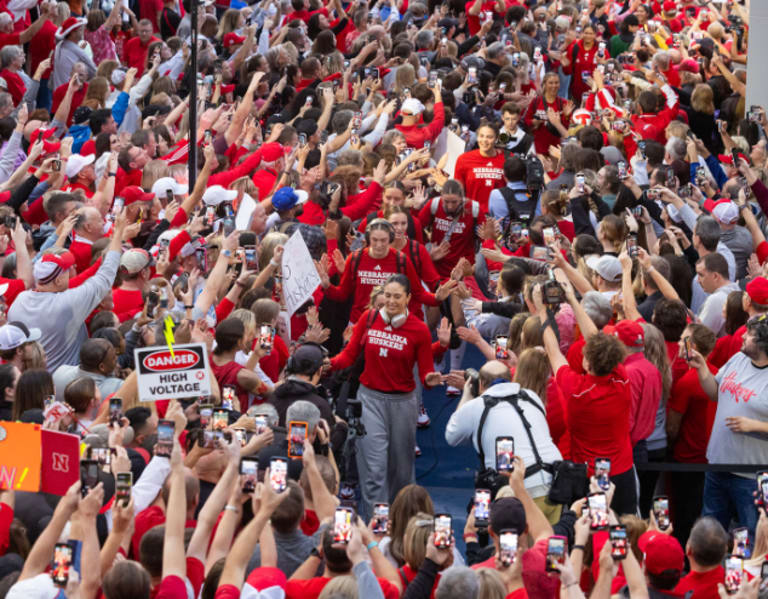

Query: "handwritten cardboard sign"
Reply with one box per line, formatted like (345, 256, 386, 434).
(0, 422, 41, 492)
(281, 230, 321, 316)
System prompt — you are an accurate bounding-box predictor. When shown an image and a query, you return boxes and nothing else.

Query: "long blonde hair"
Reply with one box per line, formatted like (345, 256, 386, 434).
(691, 84, 715, 115)
(477, 569, 507, 599)
(513, 348, 550, 403)
(402, 512, 434, 571)
(640, 323, 672, 402)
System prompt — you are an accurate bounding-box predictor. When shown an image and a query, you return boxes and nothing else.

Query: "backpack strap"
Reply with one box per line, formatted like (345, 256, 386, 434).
(397, 567, 409, 590)
(406, 213, 416, 240)
(395, 250, 406, 274)
(408, 239, 421, 274)
(351, 249, 363, 275)
(476, 391, 551, 478)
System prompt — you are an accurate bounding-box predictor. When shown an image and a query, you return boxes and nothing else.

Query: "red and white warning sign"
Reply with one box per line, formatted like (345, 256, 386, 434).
(134, 343, 211, 402)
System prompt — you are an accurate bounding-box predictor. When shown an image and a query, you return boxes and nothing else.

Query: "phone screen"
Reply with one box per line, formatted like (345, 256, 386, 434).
(270, 457, 287, 492)
(474, 489, 491, 524)
(653, 496, 670, 531)
(733, 528, 750, 558)
(288, 422, 308, 459)
(610, 525, 628, 560)
(588, 492, 608, 530)
(725, 556, 743, 595)
(80, 460, 99, 497)
(595, 458, 611, 491)
(434, 514, 452, 549)
(213, 409, 229, 431)
(240, 458, 258, 493)
(199, 404, 213, 429)
(494, 336, 509, 360)
(499, 531, 518, 566)
(372, 503, 389, 534)
(90, 447, 111, 466)
(52, 543, 73, 587)
(333, 507, 353, 544)
(156, 419, 174, 458)
(259, 325, 275, 350)
(496, 437, 514, 472)
(116, 472, 132, 506)
(109, 397, 122, 423)
(546, 536, 567, 572)
(221, 387, 236, 410)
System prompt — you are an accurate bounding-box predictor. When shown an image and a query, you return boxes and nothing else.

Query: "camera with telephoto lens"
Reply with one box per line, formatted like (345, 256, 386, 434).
(525, 154, 545, 190)
(346, 398, 365, 438)
(464, 368, 479, 397)
(543, 270, 565, 306)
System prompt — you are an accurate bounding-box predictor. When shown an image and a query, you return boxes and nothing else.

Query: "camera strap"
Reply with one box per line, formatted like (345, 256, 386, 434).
(541, 306, 561, 343)
(476, 391, 552, 479)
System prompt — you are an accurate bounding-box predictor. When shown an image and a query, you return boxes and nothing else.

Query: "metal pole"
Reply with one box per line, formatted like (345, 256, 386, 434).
(188, 0, 199, 188)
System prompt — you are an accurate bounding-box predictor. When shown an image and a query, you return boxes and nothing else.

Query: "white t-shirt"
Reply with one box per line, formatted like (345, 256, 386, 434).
(707, 352, 768, 477)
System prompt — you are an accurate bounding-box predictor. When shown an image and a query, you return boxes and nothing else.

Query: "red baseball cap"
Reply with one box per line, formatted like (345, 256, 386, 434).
(122, 186, 155, 206)
(259, 142, 290, 162)
(30, 128, 60, 155)
(717, 153, 749, 166)
(223, 32, 246, 48)
(663, 0, 677, 13)
(746, 277, 768, 306)
(638, 532, 684, 575)
(612, 320, 645, 348)
(34, 251, 76, 283)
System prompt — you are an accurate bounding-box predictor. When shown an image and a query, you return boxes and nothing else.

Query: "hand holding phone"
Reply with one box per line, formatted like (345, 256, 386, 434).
(288, 421, 308, 459)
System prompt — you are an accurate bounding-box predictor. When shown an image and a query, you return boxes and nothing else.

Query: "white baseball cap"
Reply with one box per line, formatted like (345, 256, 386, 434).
(151, 176, 188, 200)
(65, 153, 95, 179)
(712, 201, 739, 225)
(0, 321, 42, 350)
(203, 185, 237, 206)
(401, 98, 425, 116)
(586, 255, 623, 283)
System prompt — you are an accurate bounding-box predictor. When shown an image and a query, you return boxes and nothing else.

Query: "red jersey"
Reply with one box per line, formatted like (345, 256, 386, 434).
(324, 247, 438, 323)
(418, 197, 485, 278)
(464, 0, 499, 35)
(562, 40, 605, 100)
(330, 309, 435, 393)
(667, 364, 718, 463)
(624, 351, 663, 446)
(674, 566, 724, 599)
(556, 363, 633, 476)
(453, 149, 505, 213)
(69, 238, 95, 273)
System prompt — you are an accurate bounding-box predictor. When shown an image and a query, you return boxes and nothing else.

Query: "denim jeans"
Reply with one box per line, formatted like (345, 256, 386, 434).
(36, 78, 51, 112)
(702, 471, 758, 538)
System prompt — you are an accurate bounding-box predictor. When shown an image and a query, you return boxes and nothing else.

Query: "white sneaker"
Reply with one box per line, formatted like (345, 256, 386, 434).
(417, 405, 431, 428)
(446, 386, 461, 397)
(415, 444, 422, 457)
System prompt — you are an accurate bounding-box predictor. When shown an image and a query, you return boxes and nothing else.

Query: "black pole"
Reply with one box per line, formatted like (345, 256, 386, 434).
(188, 0, 198, 188)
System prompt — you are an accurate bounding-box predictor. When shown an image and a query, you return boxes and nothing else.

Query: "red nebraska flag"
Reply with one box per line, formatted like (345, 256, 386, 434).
(41, 430, 80, 496)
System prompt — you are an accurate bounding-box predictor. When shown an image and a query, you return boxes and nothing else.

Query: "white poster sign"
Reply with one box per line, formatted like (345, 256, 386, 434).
(134, 343, 211, 402)
(281, 230, 321, 316)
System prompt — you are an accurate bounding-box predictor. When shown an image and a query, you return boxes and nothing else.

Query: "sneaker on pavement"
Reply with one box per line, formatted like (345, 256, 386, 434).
(339, 485, 355, 500)
(415, 444, 422, 457)
(417, 405, 431, 428)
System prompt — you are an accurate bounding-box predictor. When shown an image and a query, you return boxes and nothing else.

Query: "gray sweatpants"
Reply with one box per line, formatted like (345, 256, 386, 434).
(356, 384, 418, 520)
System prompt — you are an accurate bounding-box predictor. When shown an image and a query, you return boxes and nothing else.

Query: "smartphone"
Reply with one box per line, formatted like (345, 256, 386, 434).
(240, 457, 258, 493)
(499, 531, 518, 566)
(298, 132, 307, 146)
(52, 542, 73, 587)
(204, 130, 212, 144)
(434, 513, 452, 549)
(732, 148, 741, 167)
(683, 337, 692, 361)
(733, 527, 750, 558)
(595, 458, 611, 491)
(761, 561, 768, 591)
(80, 459, 99, 498)
(199, 403, 213, 429)
(617, 161, 627, 179)
(195, 247, 208, 271)
(725, 556, 744, 595)
(468, 67, 477, 84)
(244, 245, 259, 271)
(109, 397, 122, 425)
(546, 536, 567, 572)
(259, 325, 274, 351)
(588, 492, 608, 530)
(89, 446, 111, 466)
(666, 167, 676, 188)
(372, 503, 389, 534)
(576, 173, 585, 193)
(474, 489, 491, 527)
(254, 415, 268, 434)
(333, 507, 354, 544)
(221, 386, 236, 411)
(116, 471, 132, 507)
(542, 227, 556, 246)
(165, 189, 174, 204)
(428, 72, 437, 88)
(52, 158, 61, 172)
(494, 335, 509, 360)
(610, 525, 628, 560)
(653, 495, 670, 531)
(288, 421, 308, 459)
(112, 197, 124, 215)
(212, 409, 229, 431)
(626, 235, 638, 258)
(495, 436, 514, 472)
(156, 419, 174, 458)
(267, 456, 287, 492)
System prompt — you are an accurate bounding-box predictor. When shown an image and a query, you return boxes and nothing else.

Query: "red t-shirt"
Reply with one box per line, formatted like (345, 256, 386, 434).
(258, 333, 289, 383)
(69, 239, 95, 273)
(464, 0, 498, 35)
(132, 505, 197, 558)
(154, 575, 187, 599)
(331, 309, 435, 393)
(285, 576, 399, 599)
(453, 149, 505, 214)
(0, 32, 19, 53)
(285, 7, 328, 22)
(556, 363, 633, 476)
(29, 20, 57, 77)
(112, 287, 144, 322)
(51, 83, 88, 127)
(418, 198, 486, 278)
(667, 363, 718, 463)
(674, 566, 724, 599)
(624, 351, 663, 446)
(139, 0, 163, 31)
(665, 340, 689, 386)
(1, 277, 25, 308)
(122, 35, 160, 75)
(116, 167, 142, 194)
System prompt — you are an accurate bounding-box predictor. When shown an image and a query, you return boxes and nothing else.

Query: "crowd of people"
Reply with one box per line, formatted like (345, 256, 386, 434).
(0, 0, 763, 596)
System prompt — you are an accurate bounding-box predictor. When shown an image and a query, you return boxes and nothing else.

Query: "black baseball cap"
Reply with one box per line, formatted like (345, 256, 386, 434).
(490, 497, 527, 534)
